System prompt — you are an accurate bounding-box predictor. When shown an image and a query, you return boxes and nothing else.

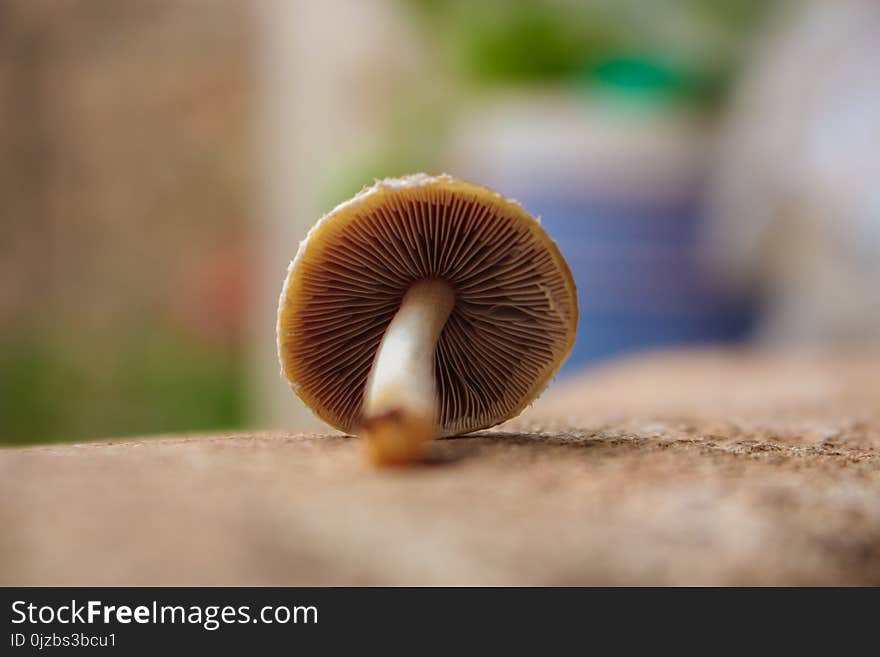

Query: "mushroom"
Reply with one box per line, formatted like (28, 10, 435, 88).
(277, 174, 577, 465)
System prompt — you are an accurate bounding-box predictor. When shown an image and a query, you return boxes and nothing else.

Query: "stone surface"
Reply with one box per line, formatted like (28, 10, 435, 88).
(1, 348, 879, 585)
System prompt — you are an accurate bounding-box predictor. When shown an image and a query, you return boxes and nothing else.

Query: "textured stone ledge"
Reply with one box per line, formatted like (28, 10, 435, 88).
(2, 348, 878, 585)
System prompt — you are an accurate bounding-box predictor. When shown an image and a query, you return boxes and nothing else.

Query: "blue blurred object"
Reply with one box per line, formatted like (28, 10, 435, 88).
(528, 191, 753, 371)
(449, 59, 755, 375)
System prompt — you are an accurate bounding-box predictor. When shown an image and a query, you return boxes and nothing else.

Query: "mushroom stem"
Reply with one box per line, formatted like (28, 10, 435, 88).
(362, 278, 455, 465)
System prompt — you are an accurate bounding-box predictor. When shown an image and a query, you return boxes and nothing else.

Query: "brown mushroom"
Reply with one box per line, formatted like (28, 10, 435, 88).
(277, 173, 577, 465)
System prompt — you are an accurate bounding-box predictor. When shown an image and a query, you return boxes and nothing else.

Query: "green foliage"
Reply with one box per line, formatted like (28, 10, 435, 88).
(0, 327, 244, 445)
(405, 0, 774, 100)
(408, 0, 613, 84)
(0, 336, 72, 444)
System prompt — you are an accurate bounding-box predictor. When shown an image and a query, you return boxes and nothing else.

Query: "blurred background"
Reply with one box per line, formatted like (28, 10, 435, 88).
(2, 0, 878, 446)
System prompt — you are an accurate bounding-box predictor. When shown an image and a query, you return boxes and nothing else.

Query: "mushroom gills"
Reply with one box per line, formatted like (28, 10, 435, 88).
(276, 174, 579, 467)
(361, 278, 455, 464)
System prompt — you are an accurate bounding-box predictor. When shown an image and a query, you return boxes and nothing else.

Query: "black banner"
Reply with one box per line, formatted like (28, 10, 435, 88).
(1, 587, 875, 652)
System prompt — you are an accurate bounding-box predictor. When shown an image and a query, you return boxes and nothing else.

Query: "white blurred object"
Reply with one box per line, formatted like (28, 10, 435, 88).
(704, 0, 880, 345)
(253, 0, 424, 431)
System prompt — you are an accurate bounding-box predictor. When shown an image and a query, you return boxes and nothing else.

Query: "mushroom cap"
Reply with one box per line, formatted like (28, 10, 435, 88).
(277, 173, 578, 437)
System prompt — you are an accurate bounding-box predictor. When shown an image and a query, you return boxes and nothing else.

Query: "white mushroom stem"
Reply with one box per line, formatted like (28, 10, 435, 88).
(362, 278, 455, 464)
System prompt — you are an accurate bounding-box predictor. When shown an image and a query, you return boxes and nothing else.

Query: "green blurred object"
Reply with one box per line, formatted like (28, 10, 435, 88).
(586, 54, 738, 110)
(408, 0, 613, 84)
(592, 57, 685, 94)
(448, 5, 609, 82)
(580, 55, 712, 111)
(0, 327, 244, 446)
(406, 0, 774, 104)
